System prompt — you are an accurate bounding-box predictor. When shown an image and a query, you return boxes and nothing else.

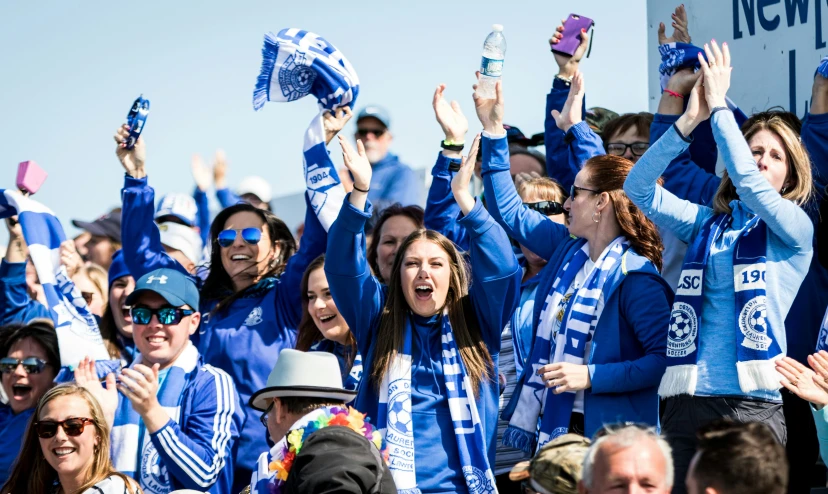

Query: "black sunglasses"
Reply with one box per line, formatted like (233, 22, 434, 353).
(606, 142, 650, 157)
(570, 184, 601, 199)
(524, 201, 565, 216)
(260, 401, 274, 428)
(34, 417, 96, 438)
(355, 128, 386, 138)
(0, 357, 49, 374)
(130, 306, 195, 326)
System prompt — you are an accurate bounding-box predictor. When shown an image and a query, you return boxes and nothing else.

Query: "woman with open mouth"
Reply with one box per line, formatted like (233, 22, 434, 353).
(294, 255, 361, 392)
(0, 319, 59, 487)
(2, 383, 138, 494)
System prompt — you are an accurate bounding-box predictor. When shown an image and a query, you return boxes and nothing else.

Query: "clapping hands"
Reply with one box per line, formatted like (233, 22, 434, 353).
(657, 4, 691, 45)
(551, 71, 585, 133)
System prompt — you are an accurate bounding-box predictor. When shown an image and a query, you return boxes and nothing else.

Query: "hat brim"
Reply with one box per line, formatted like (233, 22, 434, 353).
(249, 386, 357, 412)
(72, 220, 110, 237)
(125, 287, 189, 309)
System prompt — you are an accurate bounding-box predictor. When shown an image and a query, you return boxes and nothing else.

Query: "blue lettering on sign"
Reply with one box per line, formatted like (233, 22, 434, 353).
(733, 0, 812, 39)
(759, 0, 782, 32)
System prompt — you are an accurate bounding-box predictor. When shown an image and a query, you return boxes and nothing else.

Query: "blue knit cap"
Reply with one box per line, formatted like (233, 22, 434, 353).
(107, 250, 131, 286)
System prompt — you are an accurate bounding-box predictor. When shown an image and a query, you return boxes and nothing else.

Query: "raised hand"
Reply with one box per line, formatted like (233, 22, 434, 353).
(666, 67, 701, 97)
(59, 239, 83, 278)
(472, 73, 504, 135)
(324, 106, 354, 145)
(191, 154, 212, 192)
(433, 84, 469, 144)
(114, 124, 146, 179)
(657, 4, 691, 45)
(777, 357, 828, 408)
(339, 135, 372, 209)
(698, 40, 732, 109)
(675, 73, 710, 136)
(450, 134, 481, 215)
(213, 150, 228, 190)
(550, 19, 591, 79)
(74, 356, 118, 427)
(551, 70, 585, 132)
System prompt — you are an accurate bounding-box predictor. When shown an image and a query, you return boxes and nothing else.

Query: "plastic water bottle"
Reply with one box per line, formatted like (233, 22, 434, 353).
(476, 24, 506, 99)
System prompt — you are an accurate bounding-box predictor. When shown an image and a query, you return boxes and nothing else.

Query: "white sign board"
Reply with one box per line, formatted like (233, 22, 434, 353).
(647, 0, 828, 117)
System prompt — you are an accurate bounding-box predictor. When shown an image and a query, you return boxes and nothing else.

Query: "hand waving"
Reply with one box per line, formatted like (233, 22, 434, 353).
(324, 106, 354, 145)
(551, 71, 585, 132)
(60, 240, 84, 278)
(114, 124, 146, 179)
(74, 356, 118, 427)
(433, 84, 468, 143)
(191, 154, 212, 192)
(339, 136, 372, 210)
(472, 73, 504, 135)
(698, 40, 732, 109)
(657, 4, 691, 45)
(450, 134, 481, 215)
(213, 150, 228, 190)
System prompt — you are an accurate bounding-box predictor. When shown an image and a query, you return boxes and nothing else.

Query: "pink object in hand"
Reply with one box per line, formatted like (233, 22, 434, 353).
(16, 160, 48, 195)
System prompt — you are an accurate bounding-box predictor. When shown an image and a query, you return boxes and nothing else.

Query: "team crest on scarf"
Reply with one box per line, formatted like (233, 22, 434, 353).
(278, 52, 316, 101)
(667, 302, 698, 358)
(738, 296, 771, 351)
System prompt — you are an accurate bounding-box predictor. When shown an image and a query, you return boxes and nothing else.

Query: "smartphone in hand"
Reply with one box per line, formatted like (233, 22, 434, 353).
(552, 14, 595, 57)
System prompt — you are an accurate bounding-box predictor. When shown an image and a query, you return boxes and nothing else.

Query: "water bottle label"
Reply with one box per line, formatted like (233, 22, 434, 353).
(480, 56, 504, 77)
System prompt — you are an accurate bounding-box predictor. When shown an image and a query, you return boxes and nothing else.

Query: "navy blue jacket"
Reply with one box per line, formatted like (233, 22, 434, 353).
(0, 260, 49, 325)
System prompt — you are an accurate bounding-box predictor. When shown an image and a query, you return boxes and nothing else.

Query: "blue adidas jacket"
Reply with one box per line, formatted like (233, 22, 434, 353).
(121, 174, 327, 471)
(115, 357, 244, 494)
(326, 194, 521, 493)
(482, 135, 671, 437)
(0, 260, 50, 324)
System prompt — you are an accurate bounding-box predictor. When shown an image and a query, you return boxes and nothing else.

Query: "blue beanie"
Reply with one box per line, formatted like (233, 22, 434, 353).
(107, 250, 131, 286)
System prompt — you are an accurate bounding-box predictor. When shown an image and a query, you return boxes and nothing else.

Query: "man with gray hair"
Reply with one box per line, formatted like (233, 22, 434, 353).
(578, 424, 673, 494)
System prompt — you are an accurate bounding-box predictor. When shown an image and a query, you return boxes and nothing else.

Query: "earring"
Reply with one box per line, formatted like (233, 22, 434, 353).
(781, 186, 788, 194)
(592, 211, 601, 223)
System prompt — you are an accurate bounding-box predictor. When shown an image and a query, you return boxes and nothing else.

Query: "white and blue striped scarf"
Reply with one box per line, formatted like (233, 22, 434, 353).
(504, 238, 628, 454)
(378, 312, 496, 494)
(252, 28, 359, 231)
(818, 306, 828, 352)
(110, 342, 199, 494)
(0, 190, 113, 376)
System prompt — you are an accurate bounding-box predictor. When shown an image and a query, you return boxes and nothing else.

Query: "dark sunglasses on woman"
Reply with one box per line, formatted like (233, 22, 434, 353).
(523, 201, 565, 216)
(130, 306, 195, 325)
(0, 357, 49, 374)
(217, 227, 262, 248)
(34, 417, 96, 438)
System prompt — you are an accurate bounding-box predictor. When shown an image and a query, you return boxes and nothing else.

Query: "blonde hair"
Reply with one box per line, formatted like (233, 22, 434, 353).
(2, 384, 139, 494)
(713, 116, 813, 214)
(516, 176, 567, 203)
(78, 263, 109, 308)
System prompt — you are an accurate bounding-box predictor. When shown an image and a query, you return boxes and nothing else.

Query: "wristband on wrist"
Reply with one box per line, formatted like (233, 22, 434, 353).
(441, 140, 465, 152)
(664, 89, 684, 99)
(352, 184, 370, 193)
(710, 106, 731, 115)
(555, 74, 573, 85)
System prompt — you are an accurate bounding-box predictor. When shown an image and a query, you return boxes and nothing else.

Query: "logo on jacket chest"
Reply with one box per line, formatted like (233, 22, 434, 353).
(244, 306, 264, 326)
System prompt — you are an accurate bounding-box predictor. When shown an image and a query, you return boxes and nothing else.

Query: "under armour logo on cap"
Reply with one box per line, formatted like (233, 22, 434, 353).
(147, 275, 168, 284)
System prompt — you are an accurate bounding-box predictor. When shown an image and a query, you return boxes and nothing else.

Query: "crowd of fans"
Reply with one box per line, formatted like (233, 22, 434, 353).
(2, 5, 828, 494)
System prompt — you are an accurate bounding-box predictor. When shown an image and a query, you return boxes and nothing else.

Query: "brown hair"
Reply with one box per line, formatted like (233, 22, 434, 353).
(367, 204, 424, 283)
(370, 230, 493, 396)
(2, 384, 139, 494)
(692, 420, 787, 494)
(294, 255, 358, 368)
(583, 155, 664, 270)
(712, 115, 813, 214)
(516, 176, 567, 203)
(601, 112, 654, 144)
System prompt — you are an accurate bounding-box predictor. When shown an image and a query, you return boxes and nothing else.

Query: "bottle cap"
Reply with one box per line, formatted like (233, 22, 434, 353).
(492, 24, 504, 32)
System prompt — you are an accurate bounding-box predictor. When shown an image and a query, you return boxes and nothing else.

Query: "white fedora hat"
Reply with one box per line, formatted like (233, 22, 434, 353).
(249, 349, 357, 411)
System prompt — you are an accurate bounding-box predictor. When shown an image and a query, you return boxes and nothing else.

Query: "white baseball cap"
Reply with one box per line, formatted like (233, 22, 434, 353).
(155, 193, 198, 227)
(236, 176, 273, 204)
(158, 222, 203, 265)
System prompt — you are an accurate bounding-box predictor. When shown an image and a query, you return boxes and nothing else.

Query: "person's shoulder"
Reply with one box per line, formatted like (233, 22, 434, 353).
(194, 362, 238, 395)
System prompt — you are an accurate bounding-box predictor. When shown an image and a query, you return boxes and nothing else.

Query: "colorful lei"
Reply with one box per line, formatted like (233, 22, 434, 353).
(266, 406, 388, 491)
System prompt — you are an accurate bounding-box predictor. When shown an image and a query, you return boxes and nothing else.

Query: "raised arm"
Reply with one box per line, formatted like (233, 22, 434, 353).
(212, 151, 242, 209)
(0, 219, 50, 324)
(552, 71, 606, 176)
(191, 153, 213, 246)
(802, 70, 828, 200)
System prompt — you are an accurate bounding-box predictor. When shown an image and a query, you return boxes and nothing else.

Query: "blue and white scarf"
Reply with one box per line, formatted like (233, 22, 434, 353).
(815, 306, 828, 352)
(111, 342, 199, 494)
(659, 214, 782, 397)
(309, 339, 362, 392)
(378, 312, 496, 494)
(504, 238, 628, 454)
(0, 190, 114, 377)
(253, 28, 359, 231)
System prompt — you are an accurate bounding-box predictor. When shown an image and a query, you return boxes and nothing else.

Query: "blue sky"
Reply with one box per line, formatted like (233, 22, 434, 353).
(0, 0, 647, 245)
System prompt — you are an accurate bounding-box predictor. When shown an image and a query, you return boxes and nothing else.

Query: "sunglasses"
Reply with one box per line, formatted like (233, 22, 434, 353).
(570, 184, 601, 199)
(34, 417, 96, 439)
(524, 201, 565, 216)
(217, 228, 262, 248)
(130, 306, 195, 325)
(355, 128, 386, 138)
(606, 142, 650, 157)
(0, 357, 49, 374)
(260, 401, 274, 428)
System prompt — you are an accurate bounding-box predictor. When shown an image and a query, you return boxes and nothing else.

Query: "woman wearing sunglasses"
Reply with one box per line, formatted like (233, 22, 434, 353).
(475, 78, 670, 452)
(2, 384, 138, 494)
(0, 319, 59, 487)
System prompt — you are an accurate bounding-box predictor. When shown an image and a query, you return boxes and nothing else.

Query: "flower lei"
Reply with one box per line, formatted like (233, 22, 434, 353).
(267, 406, 388, 492)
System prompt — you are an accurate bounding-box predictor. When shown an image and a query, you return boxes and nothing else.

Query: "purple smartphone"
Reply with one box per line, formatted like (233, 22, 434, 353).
(552, 14, 595, 56)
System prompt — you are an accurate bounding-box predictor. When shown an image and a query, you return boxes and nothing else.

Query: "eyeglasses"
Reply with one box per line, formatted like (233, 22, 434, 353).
(570, 184, 601, 199)
(606, 142, 650, 157)
(0, 357, 49, 374)
(34, 417, 96, 439)
(524, 201, 565, 216)
(355, 128, 386, 138)
(260, 401, 274, 428)
(130, 306, 195, 325)
(217, 228, 262, 248)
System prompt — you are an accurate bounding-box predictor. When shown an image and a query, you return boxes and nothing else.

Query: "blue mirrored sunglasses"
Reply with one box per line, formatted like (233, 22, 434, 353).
(217, 228, 262, 248)
(130, 307, 195, 325)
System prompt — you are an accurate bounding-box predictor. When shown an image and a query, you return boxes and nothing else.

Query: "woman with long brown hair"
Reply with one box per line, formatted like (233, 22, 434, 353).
(325, 127, 521, 492)
(474, 77, 671, 454)
(2, 384, 138, 494)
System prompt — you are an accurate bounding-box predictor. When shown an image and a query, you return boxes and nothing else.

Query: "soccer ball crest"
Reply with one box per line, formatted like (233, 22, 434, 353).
(750, 306, 767, 334)
(739, 296, 772, 351)
(666, 302, 698, 356)
(669, 310, 692, 341)
(388, 395, 412, 435)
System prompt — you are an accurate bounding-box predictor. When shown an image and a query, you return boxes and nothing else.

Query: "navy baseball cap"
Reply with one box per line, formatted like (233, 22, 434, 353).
(356, 105, 391, 129)
(126, 268, 199, 310)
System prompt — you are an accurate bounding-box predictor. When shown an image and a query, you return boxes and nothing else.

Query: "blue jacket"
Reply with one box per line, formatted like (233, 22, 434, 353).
(482, 134, 671, 436)
(121, 174, 327, 471)
(115, 357, 244, 494)
(0, 405, 34, 486)
(0, 260, 50, 325)
(424, 152, 469, 251)
(325, 195, 521, 493)
(193, 187, 211, 246)
(367, 152, 422, 211)
(544, 78, 588, 189)
(216, 188, 243, 210)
